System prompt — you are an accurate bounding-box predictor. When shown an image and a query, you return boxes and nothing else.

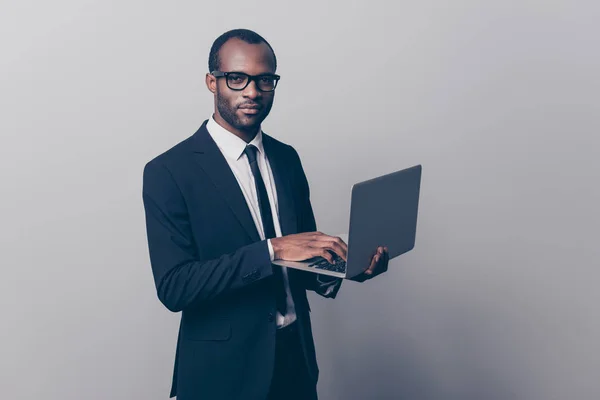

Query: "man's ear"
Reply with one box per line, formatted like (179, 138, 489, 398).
(205, 73, 216, 94)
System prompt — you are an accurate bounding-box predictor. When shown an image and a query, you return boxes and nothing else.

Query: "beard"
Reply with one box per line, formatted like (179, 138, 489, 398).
(216, 91, 272, 132)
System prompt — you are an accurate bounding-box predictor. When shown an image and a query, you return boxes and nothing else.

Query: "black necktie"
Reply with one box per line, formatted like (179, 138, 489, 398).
(244, 144, 288, 315)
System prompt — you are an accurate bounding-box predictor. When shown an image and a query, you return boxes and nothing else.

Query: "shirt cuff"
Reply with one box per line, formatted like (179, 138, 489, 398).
(316, 274, 338, 283)
(267, 239, 275, 262)
(316, 275, 339, 296)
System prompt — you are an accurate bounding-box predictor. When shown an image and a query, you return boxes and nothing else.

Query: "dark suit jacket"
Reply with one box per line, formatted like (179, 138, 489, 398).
(142, 120, 342, 400)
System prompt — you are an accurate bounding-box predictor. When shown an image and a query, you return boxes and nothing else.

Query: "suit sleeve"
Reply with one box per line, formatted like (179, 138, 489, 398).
(142, 160, 274, 312)
(288, 146, 343, 299)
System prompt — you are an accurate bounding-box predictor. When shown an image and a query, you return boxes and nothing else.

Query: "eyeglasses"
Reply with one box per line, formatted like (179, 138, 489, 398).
(211, 71, 280, 92)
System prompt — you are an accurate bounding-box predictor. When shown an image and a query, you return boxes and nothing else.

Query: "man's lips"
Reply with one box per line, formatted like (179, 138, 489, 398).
(239, 105, 261, 114)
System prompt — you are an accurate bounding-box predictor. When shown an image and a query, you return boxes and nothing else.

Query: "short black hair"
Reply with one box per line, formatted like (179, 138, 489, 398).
(208, 29, 277, 73)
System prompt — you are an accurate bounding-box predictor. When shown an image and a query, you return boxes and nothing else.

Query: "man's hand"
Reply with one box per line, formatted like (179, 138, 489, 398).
(352, 246, 389, 282)
(270, 232, 347, 264)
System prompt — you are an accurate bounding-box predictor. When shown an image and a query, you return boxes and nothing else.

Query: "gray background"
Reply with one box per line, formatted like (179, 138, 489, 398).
(1, 0, 599, 399)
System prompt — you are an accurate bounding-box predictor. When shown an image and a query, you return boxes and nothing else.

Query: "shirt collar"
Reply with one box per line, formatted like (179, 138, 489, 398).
(206, 115, 265, 161)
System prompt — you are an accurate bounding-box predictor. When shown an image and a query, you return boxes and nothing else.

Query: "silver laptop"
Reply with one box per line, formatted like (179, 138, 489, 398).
(273, 164, 422, 279)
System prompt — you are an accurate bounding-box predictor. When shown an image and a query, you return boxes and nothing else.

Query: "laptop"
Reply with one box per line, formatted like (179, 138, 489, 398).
(273, 164, 422, 279)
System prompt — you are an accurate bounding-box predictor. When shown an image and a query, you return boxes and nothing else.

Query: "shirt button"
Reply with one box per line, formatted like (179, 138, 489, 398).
(268, 312, 274, 322)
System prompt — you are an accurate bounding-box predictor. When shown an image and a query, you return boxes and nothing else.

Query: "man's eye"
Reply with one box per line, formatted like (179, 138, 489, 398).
(228, 74, 245, 82)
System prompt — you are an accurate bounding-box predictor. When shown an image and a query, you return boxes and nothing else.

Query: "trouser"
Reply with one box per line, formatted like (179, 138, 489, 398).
(267, 321, 319, 400)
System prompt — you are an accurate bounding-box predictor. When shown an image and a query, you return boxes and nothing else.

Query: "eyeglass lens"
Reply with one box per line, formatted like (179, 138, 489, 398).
(226, 73, 277, 91)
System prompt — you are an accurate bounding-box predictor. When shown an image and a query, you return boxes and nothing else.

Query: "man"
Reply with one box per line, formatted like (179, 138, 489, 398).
(142, 29, 389, 400)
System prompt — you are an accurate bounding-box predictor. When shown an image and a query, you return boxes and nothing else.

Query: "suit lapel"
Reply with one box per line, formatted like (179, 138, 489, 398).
(263, 133, 298, 237)
(190, 121, 298, 243)
(191, 121, 261, 242)
(191, 121, 307, 301)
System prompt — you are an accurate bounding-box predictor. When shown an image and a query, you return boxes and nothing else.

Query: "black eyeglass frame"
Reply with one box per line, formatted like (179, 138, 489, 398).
(210, 71, 281, 92)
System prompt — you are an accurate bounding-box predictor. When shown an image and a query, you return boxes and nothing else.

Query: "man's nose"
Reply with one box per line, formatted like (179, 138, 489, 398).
(242, 79, 261, 99)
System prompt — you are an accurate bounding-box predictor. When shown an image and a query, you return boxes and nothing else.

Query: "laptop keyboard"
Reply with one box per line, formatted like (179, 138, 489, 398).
(308, 253, 347, 273)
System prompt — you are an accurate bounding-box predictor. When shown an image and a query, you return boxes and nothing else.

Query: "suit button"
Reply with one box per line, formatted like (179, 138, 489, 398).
(268, 312, 274, 322)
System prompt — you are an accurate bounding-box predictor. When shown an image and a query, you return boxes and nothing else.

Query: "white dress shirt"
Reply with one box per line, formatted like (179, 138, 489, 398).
(206, 116, 297, 329)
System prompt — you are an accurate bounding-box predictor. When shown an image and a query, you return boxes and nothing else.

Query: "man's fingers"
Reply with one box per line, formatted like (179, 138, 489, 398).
(310, 237, 347, 260)
(327, 240, 347, 261)
(334, 237, 348, 259)
(310, 232, 347, 245)
(297, 231, 350, 262)
(332, 235, 348, 251)
(307, 243, 334, 263)
(364, 252, 378, 275)
(366, 247, 385, 274)
(319, 249, 335, 264)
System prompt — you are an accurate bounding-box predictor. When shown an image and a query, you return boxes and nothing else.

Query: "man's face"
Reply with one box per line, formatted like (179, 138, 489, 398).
(208, 39, 276, 133)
